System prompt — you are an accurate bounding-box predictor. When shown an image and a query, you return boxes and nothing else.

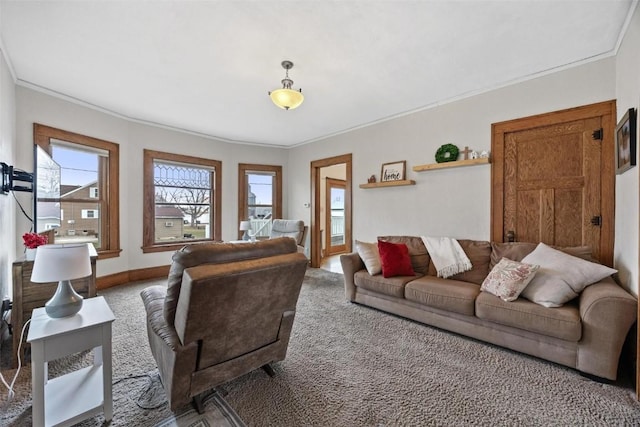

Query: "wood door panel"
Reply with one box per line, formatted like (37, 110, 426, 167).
(554, 188, 582, 247)
(516, 133, 583, 181)
(539, 188, 555, 245)
(492, 100, 615, 267)
(515, 190, 540, 243)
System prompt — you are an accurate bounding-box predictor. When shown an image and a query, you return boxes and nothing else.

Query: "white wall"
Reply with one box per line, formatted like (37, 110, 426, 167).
(0, 48, 16, 300)
(14, 87, 289, 278)
(614, 4, 640, 296)
(288, 58, 616, 264)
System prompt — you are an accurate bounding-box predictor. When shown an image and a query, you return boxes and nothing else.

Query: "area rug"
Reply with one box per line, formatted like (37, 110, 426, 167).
(2, 268, 640, 426)
(154, 388, 245, 427)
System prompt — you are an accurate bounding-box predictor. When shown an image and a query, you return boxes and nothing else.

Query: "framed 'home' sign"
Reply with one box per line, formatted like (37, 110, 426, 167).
(380, 161, 406, 182)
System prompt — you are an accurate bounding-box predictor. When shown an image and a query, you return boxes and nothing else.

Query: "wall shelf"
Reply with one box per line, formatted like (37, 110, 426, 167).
(359, 179, 415, 189)
(412, 157, 490, 172)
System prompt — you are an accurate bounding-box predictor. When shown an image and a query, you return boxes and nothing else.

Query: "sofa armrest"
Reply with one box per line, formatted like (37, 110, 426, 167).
(340, 252, 365, 301)
(577, 278, 637, 380)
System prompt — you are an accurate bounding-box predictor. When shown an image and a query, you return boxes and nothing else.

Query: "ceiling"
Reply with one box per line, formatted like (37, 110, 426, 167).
(0, 1, 636, 147)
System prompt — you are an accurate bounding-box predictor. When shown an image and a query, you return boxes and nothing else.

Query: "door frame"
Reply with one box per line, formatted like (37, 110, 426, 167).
(310, 153, 352, 268)
(491, 100, 616, 266)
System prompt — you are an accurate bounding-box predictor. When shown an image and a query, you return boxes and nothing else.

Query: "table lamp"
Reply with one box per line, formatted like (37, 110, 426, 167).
(239, 220, 251, 241)
(30, 243, 92, 318)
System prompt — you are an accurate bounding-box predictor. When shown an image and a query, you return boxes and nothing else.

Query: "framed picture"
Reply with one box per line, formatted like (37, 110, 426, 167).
(380, 160, 406, 182)
(615, 107, 637, 175)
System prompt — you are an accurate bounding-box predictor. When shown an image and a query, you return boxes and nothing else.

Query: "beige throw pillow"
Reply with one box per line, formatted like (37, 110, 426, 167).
(481, 258, 539, 302)
(521, 243, 617, 307)
(356, 240, 382, 275)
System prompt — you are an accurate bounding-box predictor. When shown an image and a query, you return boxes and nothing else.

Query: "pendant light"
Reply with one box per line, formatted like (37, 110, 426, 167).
(269, 60, 304, 110)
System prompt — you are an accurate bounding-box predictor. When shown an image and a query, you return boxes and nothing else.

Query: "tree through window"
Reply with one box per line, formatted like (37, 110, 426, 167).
(143, 150, 221, 252)
(34, 123, 121, 259)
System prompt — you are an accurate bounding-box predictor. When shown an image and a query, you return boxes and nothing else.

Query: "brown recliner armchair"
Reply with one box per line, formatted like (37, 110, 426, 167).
(140, 238, 308, 412)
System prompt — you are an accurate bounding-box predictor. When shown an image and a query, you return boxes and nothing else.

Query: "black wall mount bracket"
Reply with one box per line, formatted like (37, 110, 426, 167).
(1, 162, 33, 194)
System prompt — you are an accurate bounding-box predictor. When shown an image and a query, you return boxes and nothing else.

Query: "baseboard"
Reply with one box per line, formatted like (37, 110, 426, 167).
(97, 265, 170, 289)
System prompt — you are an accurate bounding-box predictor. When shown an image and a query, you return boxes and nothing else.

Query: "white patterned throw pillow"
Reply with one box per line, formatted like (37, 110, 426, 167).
(481, 258, 540, 302)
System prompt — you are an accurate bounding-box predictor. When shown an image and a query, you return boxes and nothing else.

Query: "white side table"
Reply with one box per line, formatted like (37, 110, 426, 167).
(27, 296, 116, 427)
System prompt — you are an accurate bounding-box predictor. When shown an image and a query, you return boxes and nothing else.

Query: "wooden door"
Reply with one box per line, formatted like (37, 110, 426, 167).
(492, 101, 616, 266)
(310, 154, 353, 268)
(325, 178, 347, 255)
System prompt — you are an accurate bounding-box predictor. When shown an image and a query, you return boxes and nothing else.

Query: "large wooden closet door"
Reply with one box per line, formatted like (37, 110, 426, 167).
(492, 101, 616, 266)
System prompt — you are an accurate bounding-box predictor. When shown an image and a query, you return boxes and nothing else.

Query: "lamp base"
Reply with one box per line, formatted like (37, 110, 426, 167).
(242, 230, 250, 241)
(45, 280, 84, 318)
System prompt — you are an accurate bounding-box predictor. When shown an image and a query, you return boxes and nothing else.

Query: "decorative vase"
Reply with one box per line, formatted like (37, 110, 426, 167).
(25, 248, 37, 261)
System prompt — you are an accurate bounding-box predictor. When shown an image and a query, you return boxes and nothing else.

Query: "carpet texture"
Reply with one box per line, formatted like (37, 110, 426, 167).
(2, 267, 640, 426)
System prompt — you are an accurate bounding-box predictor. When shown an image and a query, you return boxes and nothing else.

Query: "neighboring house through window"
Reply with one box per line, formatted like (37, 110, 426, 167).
(34, 124, 120, 259)
(238, 164, 282, 240)
(143, 149, 222, 252)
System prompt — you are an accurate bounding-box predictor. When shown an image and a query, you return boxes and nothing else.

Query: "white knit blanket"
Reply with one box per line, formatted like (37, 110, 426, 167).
(421, 236, 472, 278)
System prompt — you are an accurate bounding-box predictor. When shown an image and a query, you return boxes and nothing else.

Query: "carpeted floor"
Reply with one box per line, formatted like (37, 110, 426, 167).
(2, 268, 640, 426)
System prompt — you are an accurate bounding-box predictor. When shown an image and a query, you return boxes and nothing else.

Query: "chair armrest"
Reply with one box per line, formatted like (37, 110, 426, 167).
(340, 252, 365, 301)
(140, 285, 199, 410)
(141, 285, 184, 350)
(577, 278, 637, 380)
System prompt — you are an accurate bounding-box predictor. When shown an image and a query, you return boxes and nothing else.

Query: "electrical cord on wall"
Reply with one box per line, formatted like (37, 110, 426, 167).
(0, 318, 31, 406)
(12, 188, 33, 224)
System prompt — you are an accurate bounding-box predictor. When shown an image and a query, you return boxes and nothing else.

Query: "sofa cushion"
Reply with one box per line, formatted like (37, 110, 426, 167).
(427, 239, 491, 285)
(405, 276, 480, 316)
(489, 242, 537, 269)
(354, 270, 415, 298)
(378, 240, 416, 278)
(355, 240, 382, 275)
(520, 243, 617, 308)
(377, 236, 430, 275)
(490, 242, 595, 270)
(480, 258, 540, 302)
(475, 291, 582, 341)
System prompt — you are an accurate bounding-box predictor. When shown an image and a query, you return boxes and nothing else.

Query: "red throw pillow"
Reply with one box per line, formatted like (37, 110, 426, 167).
(377, 240, 415, 278)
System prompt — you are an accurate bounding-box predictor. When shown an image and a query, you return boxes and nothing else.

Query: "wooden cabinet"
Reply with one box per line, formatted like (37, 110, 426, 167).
(11, 244, 97, 368)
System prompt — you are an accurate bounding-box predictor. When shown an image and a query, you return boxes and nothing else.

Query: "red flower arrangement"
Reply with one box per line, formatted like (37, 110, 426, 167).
(23, 232, 48, 249)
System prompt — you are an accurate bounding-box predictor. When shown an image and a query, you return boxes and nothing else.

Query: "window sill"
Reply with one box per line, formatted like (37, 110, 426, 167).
(96, 249, 122, 260)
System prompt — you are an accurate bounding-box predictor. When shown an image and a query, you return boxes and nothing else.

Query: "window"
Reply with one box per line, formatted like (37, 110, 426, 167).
(143, 150, 222, 252)
(81, 209, 99, 219)
(238, 164, 282, 240)
(34, 124, 120, 259)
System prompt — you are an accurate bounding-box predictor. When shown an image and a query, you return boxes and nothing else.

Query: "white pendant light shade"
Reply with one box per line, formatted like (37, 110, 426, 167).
(269, 60, 304, 111)
(270, 88, 304, 110)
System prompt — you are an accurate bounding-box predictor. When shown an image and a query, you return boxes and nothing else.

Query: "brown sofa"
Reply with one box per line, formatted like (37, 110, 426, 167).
(340, 237, 637, 380)
(141, 238, 308, 411)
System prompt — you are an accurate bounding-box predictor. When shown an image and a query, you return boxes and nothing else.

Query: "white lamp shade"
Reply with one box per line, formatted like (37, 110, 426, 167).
(239, 221, 251, 231)
(31, 244, 92, 283)
(270, 89, 304, 110)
